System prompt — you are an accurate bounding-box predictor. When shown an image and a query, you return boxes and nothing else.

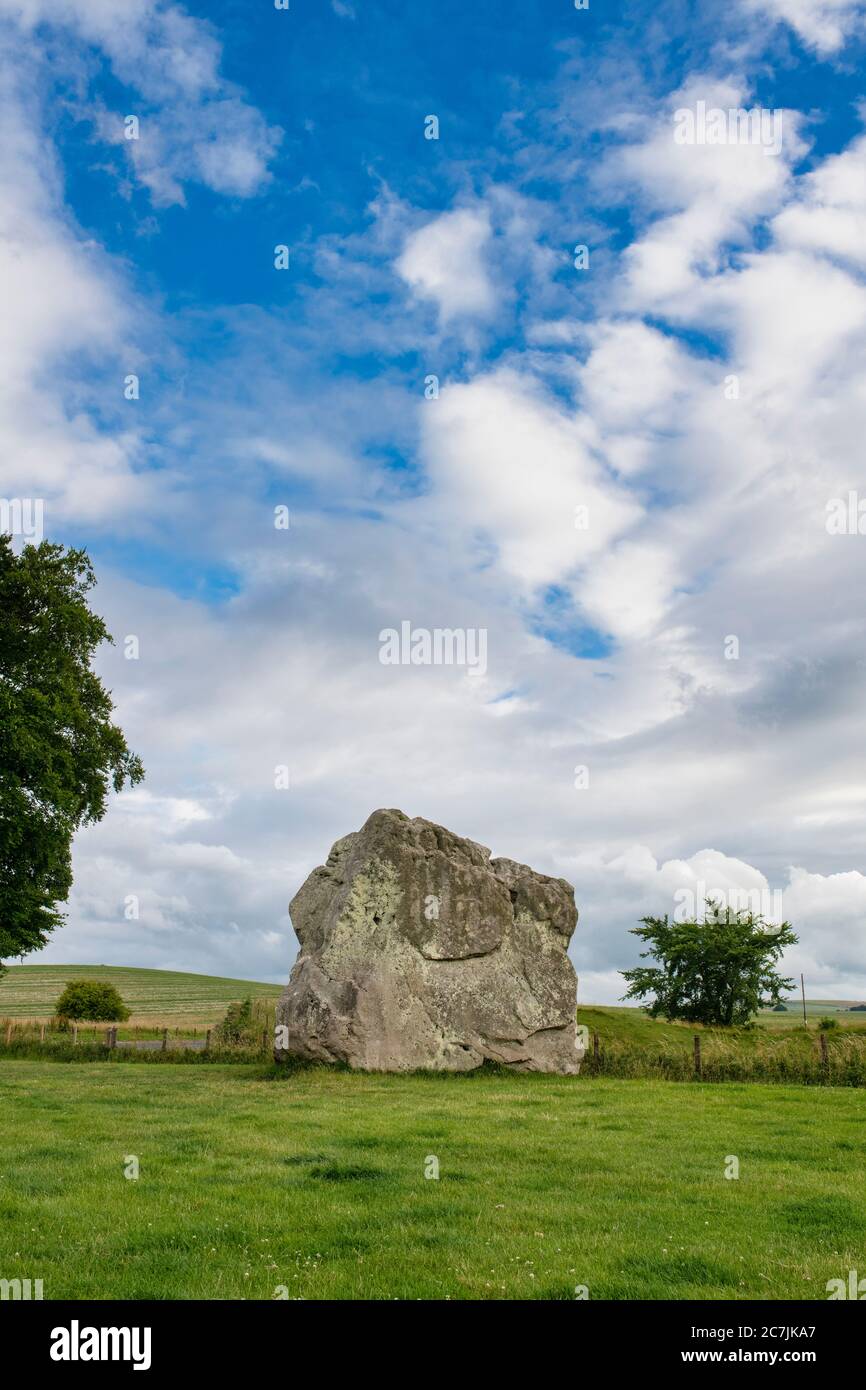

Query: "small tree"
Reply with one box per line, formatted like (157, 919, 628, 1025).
(56, 979, 130, 1021)
(215, 997, 254, 1045)
(621, 901, 796, 1026)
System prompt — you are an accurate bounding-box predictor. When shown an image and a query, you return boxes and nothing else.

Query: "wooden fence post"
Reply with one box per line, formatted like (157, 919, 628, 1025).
(801, 972, 808, 1028)
(820, 1031, 829, 1079)
(40, 1022, 46, 1043)
(694, 1034, 702, 1079)
(4, 1021, 12, 1045)
(72, 1025, 78, 1046)
(161, 1028, 168, 1052)
(262, 1029, 268, 1053)
(205, 1029, 211, 1053)
(593, 1031, 600, 1064)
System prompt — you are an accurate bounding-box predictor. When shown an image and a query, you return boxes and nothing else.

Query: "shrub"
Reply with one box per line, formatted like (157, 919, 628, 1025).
(55, 979, 130, 1022)
(818, 1016, 839, 1032)
(215, 997, 254, 1045)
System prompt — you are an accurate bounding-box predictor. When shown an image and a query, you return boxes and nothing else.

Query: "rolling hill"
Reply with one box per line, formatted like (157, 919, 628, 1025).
(0, 964, 282, 1026)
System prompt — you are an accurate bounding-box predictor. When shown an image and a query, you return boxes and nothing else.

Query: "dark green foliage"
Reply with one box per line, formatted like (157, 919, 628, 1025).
(0, 537, 143, 973)
(621, 901, 797, 1026)
(55, 979, 130, 1021)
(215, 997, 254, 1044)
(818, 1016, 839, 1031)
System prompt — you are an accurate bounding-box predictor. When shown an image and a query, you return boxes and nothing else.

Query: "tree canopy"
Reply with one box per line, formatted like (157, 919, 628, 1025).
(621, 901, 797, 1026)
(0, 537, 144, 974)
(55, 979, 130, 1022)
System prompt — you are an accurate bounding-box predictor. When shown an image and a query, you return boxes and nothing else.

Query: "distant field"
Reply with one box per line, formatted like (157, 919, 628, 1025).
(0, 965, 282, 1027)
(1, 1061, 864, 1300)
(578, 1002, 866, 1042)
(760, 999, 866, 1028)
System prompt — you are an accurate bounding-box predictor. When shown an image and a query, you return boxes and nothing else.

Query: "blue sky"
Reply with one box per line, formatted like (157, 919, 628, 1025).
(4, 0, 866, 999)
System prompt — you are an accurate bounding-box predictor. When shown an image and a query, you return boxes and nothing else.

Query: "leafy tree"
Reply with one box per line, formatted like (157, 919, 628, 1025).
(215, 997, 254, 1045)
(0, 537, 144, 975)
(55, 979, 130, 1022)
(621, 901, 797, 1026)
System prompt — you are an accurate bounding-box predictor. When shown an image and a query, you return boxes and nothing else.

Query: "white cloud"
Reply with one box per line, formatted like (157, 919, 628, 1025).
(774, 131, 866, 267)
(611, 79, 802, 313)
(579, 319, 689, 437)
(0, 0, 280, 204)
(416, 366, 642, 591)
(577, 540, 678, 641)
(742, 0, 865, 54)
(0, 0, 282, 530)
(397, 207, 497, 321)
(0, 54, 157, 524)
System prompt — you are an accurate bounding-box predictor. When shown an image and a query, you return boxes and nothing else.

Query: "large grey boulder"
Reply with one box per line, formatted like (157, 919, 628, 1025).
(275, 809, 583, 1073)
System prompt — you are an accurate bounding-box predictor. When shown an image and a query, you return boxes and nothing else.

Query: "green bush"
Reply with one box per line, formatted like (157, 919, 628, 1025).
(818, 1016, 839, 1031)
(215, 997, 255, 1045)
(55, 979, 130, 1022)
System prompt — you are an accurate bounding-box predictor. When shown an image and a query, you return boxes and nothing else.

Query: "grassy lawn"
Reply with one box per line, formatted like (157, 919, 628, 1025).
(1, 1061, 864, 1300)
(0, 965, 281, 1028)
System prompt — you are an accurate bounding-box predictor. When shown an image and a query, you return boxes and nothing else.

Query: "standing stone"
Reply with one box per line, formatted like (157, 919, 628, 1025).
(275, 809, 583, 1073)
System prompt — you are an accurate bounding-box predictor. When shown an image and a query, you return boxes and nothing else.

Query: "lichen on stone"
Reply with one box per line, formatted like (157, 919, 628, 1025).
(276, 809, 583, 1073)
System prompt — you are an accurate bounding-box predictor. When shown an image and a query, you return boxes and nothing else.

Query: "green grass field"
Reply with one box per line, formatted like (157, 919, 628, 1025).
(0, 964, 282, 1026)
(1, 1061, 864, 1300)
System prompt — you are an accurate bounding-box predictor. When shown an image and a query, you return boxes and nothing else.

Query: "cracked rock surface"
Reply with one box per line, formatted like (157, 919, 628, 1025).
(275, 809, 583, 1073)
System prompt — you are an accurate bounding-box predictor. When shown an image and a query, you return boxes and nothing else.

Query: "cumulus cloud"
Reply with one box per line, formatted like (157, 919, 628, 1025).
(774, 131, 866, 268)
(396, 206, 497, 322)
(611, 78, 803, 313)
(416, 366, 641, 591)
